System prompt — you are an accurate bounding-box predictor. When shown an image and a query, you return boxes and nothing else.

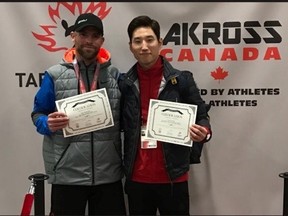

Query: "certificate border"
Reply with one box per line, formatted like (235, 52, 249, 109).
(55, 88, 114, 137)
(146, 99, 197, 147)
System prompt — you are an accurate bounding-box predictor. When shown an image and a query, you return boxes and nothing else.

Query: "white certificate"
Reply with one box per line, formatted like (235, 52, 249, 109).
(146, 99, 197, 147)
(55, 88, 114, 137)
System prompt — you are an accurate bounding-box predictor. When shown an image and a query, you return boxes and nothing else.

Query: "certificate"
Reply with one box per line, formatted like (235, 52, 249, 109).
(146, 99, 197, 147)
(55, 88, 114, 137)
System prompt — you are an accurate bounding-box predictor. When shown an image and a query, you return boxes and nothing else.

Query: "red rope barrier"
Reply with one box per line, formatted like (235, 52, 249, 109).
(20, 193, 34, 216)
(20, 178, 35, 216)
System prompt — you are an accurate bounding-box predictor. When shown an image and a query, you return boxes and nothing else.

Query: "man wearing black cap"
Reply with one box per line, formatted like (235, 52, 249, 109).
(31, 13, 126, 215)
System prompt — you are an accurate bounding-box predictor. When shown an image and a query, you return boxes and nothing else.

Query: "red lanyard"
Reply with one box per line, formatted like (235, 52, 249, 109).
(73, 59, 100, 94)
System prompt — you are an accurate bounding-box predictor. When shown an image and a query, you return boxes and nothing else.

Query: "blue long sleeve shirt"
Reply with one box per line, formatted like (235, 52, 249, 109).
(32, 72, 56, 135)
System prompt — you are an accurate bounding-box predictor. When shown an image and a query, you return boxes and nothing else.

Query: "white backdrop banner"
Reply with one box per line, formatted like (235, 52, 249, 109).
(0, 2, 287, 215)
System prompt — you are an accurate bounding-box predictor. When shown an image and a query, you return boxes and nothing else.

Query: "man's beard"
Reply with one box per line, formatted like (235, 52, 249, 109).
(77, 46, 99, 62)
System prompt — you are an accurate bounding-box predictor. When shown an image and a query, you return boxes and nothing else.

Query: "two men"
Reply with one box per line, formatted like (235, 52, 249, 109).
(31, 13, 212, 216)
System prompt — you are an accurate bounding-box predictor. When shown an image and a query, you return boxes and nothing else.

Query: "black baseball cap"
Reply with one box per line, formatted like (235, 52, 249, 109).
(73, 13, 104, 35)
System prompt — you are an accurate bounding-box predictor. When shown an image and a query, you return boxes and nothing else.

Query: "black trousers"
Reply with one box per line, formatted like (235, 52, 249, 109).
(50, 180, 126, 216)
(124, 180, 190, 216)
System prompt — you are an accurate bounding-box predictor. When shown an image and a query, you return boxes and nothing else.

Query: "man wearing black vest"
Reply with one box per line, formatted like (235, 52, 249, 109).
(119, 15, 212, 216)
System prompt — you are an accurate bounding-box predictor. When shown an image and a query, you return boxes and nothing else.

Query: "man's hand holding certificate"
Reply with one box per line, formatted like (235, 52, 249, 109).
(146, 99, 197, 147)
(55, 88, 114, 137)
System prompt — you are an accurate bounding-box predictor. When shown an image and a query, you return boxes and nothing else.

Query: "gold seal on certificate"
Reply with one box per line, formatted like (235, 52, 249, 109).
(146, 99, 197, 147)
(55, 88, 114, 137)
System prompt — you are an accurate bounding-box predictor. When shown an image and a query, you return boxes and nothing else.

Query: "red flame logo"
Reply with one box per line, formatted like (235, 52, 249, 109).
(32, 2, 111, 52)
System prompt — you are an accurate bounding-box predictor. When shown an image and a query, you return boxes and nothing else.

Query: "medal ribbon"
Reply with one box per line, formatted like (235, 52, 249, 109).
(73, 59, 100, 94)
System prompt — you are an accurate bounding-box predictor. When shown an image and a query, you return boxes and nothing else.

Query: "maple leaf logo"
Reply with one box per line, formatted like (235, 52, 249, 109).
(211, 66, 229, 83)
(32, 2, 111, 52)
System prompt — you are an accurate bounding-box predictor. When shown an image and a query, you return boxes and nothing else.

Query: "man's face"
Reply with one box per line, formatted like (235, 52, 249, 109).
(129, 27, 162, 70)
(72, 26, 104, 64)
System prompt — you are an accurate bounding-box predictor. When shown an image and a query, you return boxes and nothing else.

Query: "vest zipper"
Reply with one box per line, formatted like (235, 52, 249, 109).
(91, 132, 95, 185)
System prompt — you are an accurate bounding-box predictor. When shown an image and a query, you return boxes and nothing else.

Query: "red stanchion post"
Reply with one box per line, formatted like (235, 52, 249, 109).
(20, 173, 49, 216)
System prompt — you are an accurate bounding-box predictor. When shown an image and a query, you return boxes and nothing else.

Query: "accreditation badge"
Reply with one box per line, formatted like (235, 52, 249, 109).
(141, 126, 157, 149)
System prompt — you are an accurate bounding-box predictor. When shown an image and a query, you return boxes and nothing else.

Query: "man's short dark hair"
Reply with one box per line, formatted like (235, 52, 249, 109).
(127, 15, 160, 42)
